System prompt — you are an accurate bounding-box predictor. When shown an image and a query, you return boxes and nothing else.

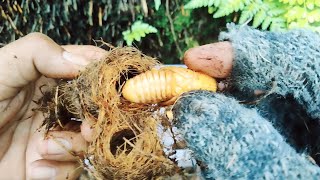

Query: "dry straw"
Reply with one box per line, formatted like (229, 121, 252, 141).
(45, 47, 178, 179)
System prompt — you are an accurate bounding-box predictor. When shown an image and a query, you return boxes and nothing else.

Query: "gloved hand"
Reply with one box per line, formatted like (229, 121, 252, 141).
(173, 24, 320, 179)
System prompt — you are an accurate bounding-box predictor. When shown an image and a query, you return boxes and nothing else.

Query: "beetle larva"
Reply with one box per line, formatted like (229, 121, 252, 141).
(122, 67, 217, 105)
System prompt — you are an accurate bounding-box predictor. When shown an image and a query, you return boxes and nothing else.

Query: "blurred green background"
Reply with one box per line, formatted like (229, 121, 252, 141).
(1, 0, 226, 64)
(1, 0, 319, 63)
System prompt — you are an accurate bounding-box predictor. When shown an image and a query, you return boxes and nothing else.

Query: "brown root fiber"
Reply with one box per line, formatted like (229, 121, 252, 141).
(46, 47, 178, 179)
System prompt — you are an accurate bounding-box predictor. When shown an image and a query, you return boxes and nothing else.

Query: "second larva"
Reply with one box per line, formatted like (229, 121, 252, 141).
(121, 67, 217, 105)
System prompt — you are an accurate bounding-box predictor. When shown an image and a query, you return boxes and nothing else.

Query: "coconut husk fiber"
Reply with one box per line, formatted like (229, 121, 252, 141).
(41, 47, 179, 179)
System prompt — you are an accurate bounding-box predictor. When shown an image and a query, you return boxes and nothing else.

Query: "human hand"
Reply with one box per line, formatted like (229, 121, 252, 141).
(183, 41, 233, 79)
(172, 90, 320, 179)
(175, 25, 320, 178)
(0, 33, 106, 180)
(183, 25, 320, 119)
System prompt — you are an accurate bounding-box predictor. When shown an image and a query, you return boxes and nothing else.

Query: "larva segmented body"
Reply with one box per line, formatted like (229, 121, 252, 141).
(122, 67, 217, 105)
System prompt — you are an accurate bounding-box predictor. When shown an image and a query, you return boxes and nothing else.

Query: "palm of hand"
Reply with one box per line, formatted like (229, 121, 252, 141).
(0, 76, 82, 179)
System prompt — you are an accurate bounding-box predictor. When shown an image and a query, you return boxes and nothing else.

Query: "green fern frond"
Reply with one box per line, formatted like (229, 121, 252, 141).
(308, 9, 320, 23)
(267, 8, 286, 17)
(208, 6, 217, 14)
(278, 0, 289, 4)
(297, 0, 305, 5)
(269, 17, 286, 31)
(213, 0, 221, 7)
(213, 6, 231, 18)
(261, 16, 272, 30)
(289, 0, 298, 6)
(284, 6, 305, 23)
(252, 10, 267, 27)
(239, 0, 288, 30)
(184, 0, 320, 33)
(213, 0, 248, 18)
(306, 0, 315, 10)
(288, 19, 309, 29)
(238, 10, 253, 24)
(122, 21, 158, 46)
(279, 0, 298, 5)
(184, 0, 217, 9)
(229, 0, 246, 11)
(238, 1, 262, 24)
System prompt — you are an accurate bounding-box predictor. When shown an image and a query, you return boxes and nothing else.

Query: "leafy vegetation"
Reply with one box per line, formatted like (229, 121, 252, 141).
(122, 21, 157, 46)
(2, 1, 318, 64)
(0, 0, 226, 63)
(185, 0, 320, 32)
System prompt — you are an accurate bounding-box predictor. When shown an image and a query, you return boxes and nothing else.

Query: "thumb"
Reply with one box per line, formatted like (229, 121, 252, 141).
(0, 33, 99, 100)
(183, 41, 234, 78)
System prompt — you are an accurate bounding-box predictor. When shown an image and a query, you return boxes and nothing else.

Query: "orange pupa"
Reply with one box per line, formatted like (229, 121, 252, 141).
(122, 67, 217, 105)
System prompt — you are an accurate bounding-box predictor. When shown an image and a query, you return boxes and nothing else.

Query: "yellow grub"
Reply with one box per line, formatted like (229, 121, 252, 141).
(122, 67, 217, 105)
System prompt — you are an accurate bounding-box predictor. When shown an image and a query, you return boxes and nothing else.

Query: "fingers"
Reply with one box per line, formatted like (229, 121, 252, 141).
(37, 131, 87, 161)
(80, 120, 95, 142)
(183, 41, 234, 78)
(28, 159, 82, 180)
(62, 45, 107, 61)
(1, 33, 86, 84)
(25, 110, 85, 180)
(0, 33, 106, 100)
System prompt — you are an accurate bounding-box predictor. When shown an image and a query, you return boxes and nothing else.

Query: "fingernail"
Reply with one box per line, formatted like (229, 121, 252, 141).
(47, 138, 72, 155)
(31, 166, 56, 180)
(63, 51, 89, 66)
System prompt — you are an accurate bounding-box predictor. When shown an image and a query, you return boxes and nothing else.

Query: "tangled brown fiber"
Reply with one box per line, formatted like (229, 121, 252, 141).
(44, 47, 178, 179)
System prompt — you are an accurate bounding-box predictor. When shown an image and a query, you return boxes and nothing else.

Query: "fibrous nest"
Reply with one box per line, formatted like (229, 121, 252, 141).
(41, 47, 179, 179)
